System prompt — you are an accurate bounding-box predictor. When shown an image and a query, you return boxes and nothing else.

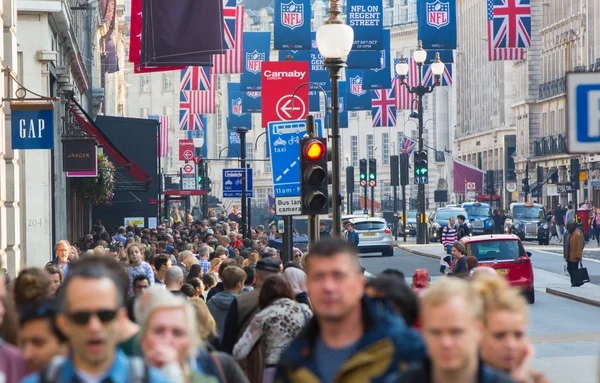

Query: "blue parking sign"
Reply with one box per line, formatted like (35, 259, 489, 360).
(567, 73, 600, 153)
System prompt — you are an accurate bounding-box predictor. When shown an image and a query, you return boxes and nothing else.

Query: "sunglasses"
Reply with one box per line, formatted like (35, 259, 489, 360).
(67, 309, 118, 325)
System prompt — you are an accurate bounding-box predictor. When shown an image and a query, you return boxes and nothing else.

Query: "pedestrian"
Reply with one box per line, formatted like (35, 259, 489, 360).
(466, 255, 479, 276)
(276, 238, 426, 382)
(13, 268, 53, 310)
(206, 259, 236, 301)
(187, 263, 202, 283)
(126, 243, 154, 296)
(564, 220, 584, 287)
(440, 217, 457, 273)
(344, 222, 360, 249)
(365, 275, 420, 328)
(283, 266, 310, 307)
(44, 266, 64, 296)
(228, 205, 242, 224)
(267, 208, 279, 228)
(398, 278, 514, 383)
(565, 204, 575, 225)
(411, 269, 429, 296)
(46, 240, 71, 277)
(202, 273, 217, 300)
(593, 208, 600, 246)
(552, 204, 566, 242)
(456, 215, 470, 239)
(165, 266, 185, 296)
(207, 265, 246, 338)
(132, 274, 151, 297)
(449, 241, 468, 278)
(233, 275, 312, 383)
(319, 221, 330, 238)
(152, 254, 171, 285)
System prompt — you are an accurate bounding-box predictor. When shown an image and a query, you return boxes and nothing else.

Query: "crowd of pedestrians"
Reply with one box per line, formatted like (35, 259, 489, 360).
(0, 207, 551, 383)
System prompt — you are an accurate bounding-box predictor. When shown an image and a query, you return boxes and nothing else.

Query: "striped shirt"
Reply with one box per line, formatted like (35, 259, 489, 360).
(442, 225, 458, 246)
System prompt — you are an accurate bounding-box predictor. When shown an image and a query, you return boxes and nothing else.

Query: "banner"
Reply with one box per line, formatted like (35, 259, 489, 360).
(309, 91, 321, 112)
(347, 49, 381, 69)
(242, 91, 262, 113)
(240, 32, 271, 91)
(261, 61, 309, 127)
(309, 33, 330, 92)
(278, 50, 310, 62)
(418, 0, 457, 50)
(226, 121, 242, 158)
(346, 70, 371, 111)
(11, 104, 54, 150)
(363, 29, 391, 90)
(422, 63, 453, 86)
(227, 83, 252, 129)
(426, 49, 454, 64)
(274, 0, 311, 50)
(327, 82, 348, 128)
(347, 0, 384, 50)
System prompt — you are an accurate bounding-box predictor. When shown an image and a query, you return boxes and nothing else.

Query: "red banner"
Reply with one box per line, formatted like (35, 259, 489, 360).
(261, 61, 309, 128)
(179, 139, 195, 161)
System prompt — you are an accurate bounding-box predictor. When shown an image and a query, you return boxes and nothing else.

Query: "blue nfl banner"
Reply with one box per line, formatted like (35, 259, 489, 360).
(274, 0, 311, 50)
(240, 32, 271, 91)
(327, 81, 348, 128)
(228, 83, 252, 129)
(242, 91, 262, 113)
(418, 0, 457, 50)
(347, 49, 381, 69)
(362, 29, 391, 90)
(309, 33, 330, 91)
(226, 121, 242, 158)
(346, 70, 371, 111)
(426, 49, 454, 64)
(309, 91, 321, 112)
(278, 50, 310, 62)
(347, 0, 383, 50)
(186, 116, 208, 158)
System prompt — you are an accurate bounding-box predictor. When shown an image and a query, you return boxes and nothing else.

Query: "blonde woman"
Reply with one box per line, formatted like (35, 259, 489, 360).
(472, 274, 549, 383)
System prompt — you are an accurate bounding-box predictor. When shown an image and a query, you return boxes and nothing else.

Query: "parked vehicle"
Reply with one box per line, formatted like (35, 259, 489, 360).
(504, 203, 550, 245)
(399, 210, 418, 237)
(349, 217, 394, 257)
(462, 202, 494, 235)
(429, 207, 469, 242)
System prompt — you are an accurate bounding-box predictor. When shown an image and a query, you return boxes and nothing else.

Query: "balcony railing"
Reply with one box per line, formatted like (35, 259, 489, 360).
(539, 77, 566, 100)
(534, 135, 566, 156)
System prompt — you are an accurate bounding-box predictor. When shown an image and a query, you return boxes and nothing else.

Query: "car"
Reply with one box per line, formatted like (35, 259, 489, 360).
(462, 202, 494, 235)
(461, 234, 535, 303)
(429, 207, 469, 243)
(399, 210, 418, 237)
(349, 217, 394, 257)
(504, 203, 550, 245)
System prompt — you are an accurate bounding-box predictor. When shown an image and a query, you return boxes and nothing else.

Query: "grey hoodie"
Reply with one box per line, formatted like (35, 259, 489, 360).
(207, 290, 237, 337)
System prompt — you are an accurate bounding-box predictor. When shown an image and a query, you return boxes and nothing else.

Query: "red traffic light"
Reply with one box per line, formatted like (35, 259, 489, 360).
(304, 140, 326, 161)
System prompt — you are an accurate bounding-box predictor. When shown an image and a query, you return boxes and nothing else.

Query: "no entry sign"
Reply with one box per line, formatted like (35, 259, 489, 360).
(179, 139, 194, 161)
(261, 61, 309, 127)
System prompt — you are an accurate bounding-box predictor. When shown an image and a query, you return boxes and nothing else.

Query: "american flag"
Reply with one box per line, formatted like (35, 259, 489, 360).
(487, 0, 530, 61)
(180, 67, 211, 91)
(422, 63, 453, 87)
(394, 57, 418, 110)
(180, 73, 216, 114)
(148, 115, 169, 157)
(371, 85, 396, 128)
(213, 5, 245, 74)
(222, 0, 237, 50)
(399, 135, 417, 155)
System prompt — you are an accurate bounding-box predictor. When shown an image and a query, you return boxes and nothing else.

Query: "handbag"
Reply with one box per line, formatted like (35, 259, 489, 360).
(575, 261, 590, 285)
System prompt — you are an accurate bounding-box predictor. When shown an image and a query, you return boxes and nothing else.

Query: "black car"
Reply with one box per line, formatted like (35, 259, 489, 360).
(505, 203, 550, 245)
(429, 207, 469, 243)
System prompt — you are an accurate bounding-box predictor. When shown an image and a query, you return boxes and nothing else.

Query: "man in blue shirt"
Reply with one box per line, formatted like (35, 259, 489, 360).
(45, 240, 71, 277)
(113, 227, 127, 245)
(22, 256, 169, 383)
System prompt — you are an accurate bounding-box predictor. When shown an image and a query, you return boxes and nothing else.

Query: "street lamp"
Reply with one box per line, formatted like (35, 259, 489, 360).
(316, 0, 354, 237)
(193, 132, 205, 219)
(395, 41, 444, 244)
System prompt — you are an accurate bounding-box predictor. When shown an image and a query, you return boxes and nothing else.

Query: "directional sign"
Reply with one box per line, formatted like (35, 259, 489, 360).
(268, 118, 323, 198)
(223, 168, 253, 198)
(567, 72, 600, 153)
(182, 163, 195, 175)
(261, 61, 309, 127)
(182, 176, 197, 190)
(179, 139, 194, 161)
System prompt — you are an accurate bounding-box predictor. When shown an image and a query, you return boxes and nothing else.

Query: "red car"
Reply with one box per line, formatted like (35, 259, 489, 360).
(461, 234, 535, 304)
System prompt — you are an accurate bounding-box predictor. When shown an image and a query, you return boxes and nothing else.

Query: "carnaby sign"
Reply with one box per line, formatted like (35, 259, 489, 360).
(263, 70, 306, 80)
(350, 75, 366, 96)
(281, 1, 303, 30)
(427, 0, 449, 29)
(246, 50, 265, 74)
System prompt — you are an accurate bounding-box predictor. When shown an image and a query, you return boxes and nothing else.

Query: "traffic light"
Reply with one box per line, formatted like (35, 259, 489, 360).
(570, 158, 580, 190)
(550, 170, 558, 184)
(359, 159, 367, 187)
(368, 158, 377, 187)
(346, 166, 355, 188)
(390, 155, 399, 187)
(486, 170, 494, 195)
(300, 137, 328, 214)
(400, 153, 409, 186)
(522, 177, 530, 194)
(414, 150, 428, 184)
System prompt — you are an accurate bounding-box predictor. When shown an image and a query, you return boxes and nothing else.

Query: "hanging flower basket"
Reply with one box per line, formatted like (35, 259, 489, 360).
(71, 154, 116, 205)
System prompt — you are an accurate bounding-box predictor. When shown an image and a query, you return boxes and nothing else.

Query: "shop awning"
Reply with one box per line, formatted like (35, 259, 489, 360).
(68, 97, 152, 190)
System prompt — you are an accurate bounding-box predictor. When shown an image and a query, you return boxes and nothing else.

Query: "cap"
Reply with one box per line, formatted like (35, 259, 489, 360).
(206, 229, 214, 235)
(84, 234, 93, 241)
(256, 258, 281, 273)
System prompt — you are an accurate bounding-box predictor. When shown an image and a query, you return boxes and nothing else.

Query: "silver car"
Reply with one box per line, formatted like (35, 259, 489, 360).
(349, 217, 394, 257)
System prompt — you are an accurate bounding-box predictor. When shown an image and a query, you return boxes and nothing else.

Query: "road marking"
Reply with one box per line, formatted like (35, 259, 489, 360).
(275, 157, 299, 183)
(531, 249, 600, 264)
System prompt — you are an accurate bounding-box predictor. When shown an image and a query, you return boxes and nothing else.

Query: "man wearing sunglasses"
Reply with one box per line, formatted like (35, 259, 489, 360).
(21, 256, 169, 383)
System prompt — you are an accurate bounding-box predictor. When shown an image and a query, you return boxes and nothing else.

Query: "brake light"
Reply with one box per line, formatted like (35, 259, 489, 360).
(384, 228, 391, 235)
(513, 256, 531, 264)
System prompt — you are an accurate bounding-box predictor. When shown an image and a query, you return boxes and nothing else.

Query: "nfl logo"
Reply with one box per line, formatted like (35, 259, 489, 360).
(350, 76, 365, 96)
(281, 1, 304, 30)
(246, 50, 265, 74)
(247, 92, 261, 99)
(426, 0, 450, 29)
(311, 39, 318, 49)
(232, 98, 243, 116)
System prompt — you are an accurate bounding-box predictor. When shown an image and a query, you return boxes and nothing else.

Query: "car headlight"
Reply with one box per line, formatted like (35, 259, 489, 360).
(542, 223, 548, 229)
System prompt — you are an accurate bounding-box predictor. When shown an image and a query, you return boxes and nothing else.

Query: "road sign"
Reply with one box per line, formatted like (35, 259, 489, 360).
(506, 182, 517, 193)
(222, 168, 253, 198)
(179, 139, 194, 161)
(193, 156, 201, 165)
(466, 182, 476, 190)
(182, 176, 196, 190)
(275, 196, 303, 215)
(567, 72, 600, 153)
(182, 163, 195, 175)
(547, 184, 558, 196)
(268, 119, 323, 198)
(261, 61, 309, 127)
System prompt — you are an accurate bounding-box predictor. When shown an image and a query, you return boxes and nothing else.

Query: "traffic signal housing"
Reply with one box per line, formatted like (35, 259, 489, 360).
(570, 158, 580, 190)
(368, 158, 377, 187)
(414, 150, 428, 184)
(359, 159, 367, 187)
(522, 177, 529, 194)
(300, 137, 329, 215)
(400, 153, 409, 186)
(486, 170, 494, 195)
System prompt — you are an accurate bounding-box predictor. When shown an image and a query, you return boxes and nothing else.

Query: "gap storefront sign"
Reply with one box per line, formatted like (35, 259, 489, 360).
(11, 103, 54, 150)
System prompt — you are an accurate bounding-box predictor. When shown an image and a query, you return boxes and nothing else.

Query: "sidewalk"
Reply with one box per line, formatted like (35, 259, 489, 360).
(397, 242, 600, 307)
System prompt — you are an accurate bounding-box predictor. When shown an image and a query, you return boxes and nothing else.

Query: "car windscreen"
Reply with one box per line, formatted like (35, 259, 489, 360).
(407, 211, 417, 219)
(353, 221, 386, 231)
(468, 240, 521, 261)
(465, 206, 491, 217)
(436, 210, 466, 220)
(512, 206, 545, 220)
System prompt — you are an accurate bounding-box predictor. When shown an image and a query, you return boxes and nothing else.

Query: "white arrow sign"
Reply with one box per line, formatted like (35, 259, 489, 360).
(275, 95, 306, 121)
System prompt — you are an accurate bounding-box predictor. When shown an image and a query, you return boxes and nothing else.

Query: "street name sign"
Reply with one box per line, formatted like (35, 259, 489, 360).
(222, 168, 253, 198)
(567, 72, 600, 153)
(261, 61, 309, 127)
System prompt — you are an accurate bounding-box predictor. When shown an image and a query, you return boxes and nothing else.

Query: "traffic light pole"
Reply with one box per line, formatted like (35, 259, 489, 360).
(402, 184, 407, 242)
(237, 128, 249, 239)
(305, 116, 319, 248)
(202, 161, 208, 219)
(363, 184, 368, 215)
(416, 85, 428, 244)
(370, 186, 375, 217)
(393, 185, 398, 241)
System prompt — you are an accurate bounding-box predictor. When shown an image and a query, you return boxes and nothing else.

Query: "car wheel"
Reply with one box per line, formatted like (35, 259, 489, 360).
(524, 289, 535, 304)
(383, 248, 394, 257)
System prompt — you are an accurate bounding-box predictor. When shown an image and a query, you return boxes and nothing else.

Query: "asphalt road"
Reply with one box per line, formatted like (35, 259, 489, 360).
(360, 247, 600, 382)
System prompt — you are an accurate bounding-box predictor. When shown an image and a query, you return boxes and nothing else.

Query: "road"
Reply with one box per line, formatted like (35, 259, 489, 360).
(359, 245, 600, 383)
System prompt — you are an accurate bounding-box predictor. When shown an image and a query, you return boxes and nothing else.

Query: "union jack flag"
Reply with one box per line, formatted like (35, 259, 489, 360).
(148, 115, 169, 157)
(180, 67, 211, 91)
(213, 6, 245, 74)
(422, 63, 453, 87)
(371, 84, 396, 128)
(222, 0, 237, 50)
(180, 73, 216, 114)
(394, 58, 418, 110)
(487, 0, 530, 61)
(179, 110, 206, 131)
(399, 135, 416, 155)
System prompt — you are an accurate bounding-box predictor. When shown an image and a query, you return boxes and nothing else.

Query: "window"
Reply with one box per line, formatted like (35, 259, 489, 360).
(163, 106, 173, 119)
(246, 143, 254, 162)
(350, 111, 358, 118)
(255, 188, 268, 202)
(380, 182, 392, 209)
(351, 136, 358, 167)
(163, 73, 172, 91)
(382, 133, 389, 165)
(140, 75, 150, 93)
(140, 107, 149, 118)
(367, 135, 374, 159)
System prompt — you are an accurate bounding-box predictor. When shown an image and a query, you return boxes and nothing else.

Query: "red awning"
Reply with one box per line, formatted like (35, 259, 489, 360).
(68, 98, 151, 186)
(475, 194, 502, 200)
